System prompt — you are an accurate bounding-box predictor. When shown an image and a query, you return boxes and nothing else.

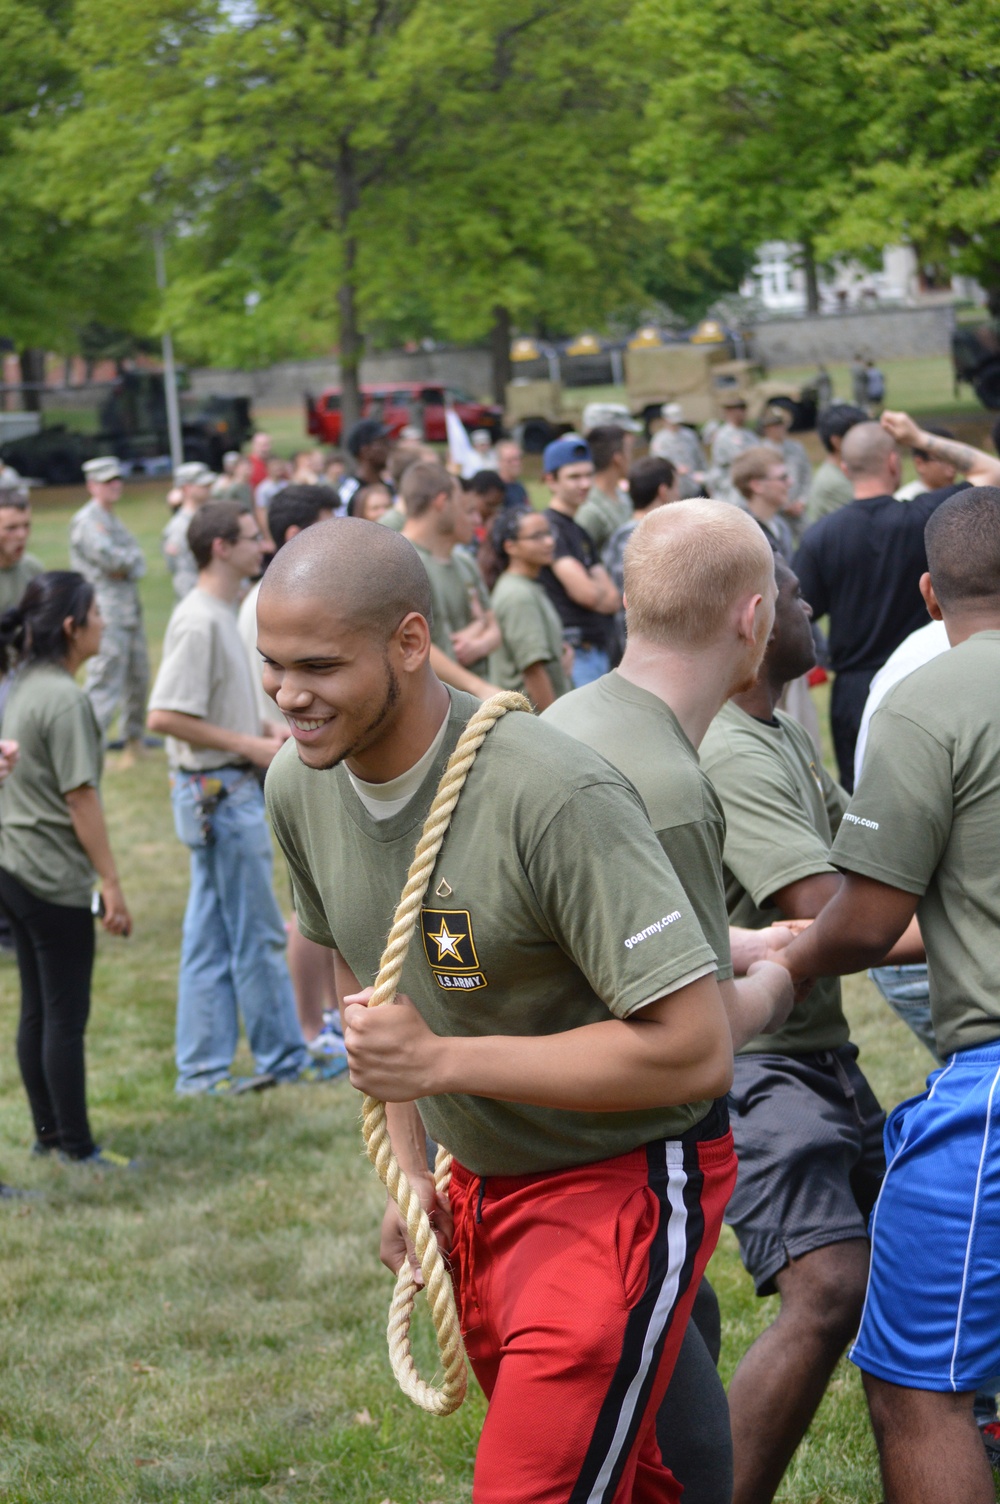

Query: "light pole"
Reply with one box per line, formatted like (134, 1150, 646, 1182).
(153, 232, 184, 472)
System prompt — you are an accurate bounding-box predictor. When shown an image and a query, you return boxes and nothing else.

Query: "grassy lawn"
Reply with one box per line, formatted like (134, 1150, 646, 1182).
(0, 486, 989, 1502)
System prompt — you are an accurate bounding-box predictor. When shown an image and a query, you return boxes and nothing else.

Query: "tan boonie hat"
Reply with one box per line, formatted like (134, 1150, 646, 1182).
(83, 456, 123, 482)
(661, 402, 684, 423)
(174, 461, 217, 487)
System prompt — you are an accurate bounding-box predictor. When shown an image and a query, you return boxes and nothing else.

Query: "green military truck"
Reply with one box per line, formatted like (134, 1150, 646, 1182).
(0, 371, 253, 485)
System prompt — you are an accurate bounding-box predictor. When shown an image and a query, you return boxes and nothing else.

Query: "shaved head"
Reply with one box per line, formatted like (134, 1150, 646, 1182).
(625, 498, 774, 648)
(925, 485, 1000, 609)
(259, 516, 432, 638)
(840, 422, 897, 481)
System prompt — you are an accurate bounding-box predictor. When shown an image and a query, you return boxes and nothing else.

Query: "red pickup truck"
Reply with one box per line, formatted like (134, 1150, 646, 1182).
(305, 382, 503, 446)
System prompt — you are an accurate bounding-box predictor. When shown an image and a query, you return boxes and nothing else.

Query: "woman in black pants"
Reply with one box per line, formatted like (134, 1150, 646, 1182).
(0, 572, 132, 1167)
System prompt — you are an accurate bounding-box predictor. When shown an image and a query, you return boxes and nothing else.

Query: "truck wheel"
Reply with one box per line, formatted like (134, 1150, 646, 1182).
(519, 419, 553, 454)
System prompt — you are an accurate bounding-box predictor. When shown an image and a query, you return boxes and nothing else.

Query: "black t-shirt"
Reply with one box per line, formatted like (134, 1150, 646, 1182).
(540, 507, 609, 645)
(792, 483, 965, 675)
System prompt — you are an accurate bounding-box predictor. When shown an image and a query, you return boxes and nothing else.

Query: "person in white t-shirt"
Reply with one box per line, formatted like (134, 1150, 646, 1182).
(237, 485, 339, 1059)
(148, 502, 333, 1096)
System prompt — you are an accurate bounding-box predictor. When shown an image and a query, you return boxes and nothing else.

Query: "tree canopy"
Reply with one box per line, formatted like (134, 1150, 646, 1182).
(2, 0, 997, 400)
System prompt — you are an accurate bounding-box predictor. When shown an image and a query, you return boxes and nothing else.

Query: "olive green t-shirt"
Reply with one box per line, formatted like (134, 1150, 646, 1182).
(832, 632, 1000, 1058)
(0, 664, 103, 907)
(0, 554, 44, 615)
(576, 484, 633, 552)
(543, 672, 733, 983)
(266, 689, 719, 1175)
(489, 571, 569, 701)
(412, 543, 491, 677)
(699, 702, 850, 1054)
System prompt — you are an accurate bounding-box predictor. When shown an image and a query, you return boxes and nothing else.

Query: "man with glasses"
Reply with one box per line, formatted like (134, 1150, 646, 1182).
(148, 502, 328, 1096)
(69, 455, 149, 764)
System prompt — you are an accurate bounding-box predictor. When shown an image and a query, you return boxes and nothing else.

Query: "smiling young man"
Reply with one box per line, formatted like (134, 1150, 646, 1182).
(257, 517, 739, 1504)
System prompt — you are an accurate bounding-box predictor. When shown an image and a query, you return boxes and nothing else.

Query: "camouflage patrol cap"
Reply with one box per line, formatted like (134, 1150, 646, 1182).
(83, 456, 123, 482)
(761, 405, 790, 428)
(174, 461, 217, 487)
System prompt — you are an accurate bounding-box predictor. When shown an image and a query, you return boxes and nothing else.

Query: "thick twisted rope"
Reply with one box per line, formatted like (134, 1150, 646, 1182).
(360, 691, 531, 1415)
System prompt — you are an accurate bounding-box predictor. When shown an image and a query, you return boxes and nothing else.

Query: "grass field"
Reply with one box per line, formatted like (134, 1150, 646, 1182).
(0, 486, 989, 1502)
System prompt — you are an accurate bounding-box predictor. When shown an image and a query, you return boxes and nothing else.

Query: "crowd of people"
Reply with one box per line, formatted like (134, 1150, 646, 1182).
(0, 385, 998, 1503)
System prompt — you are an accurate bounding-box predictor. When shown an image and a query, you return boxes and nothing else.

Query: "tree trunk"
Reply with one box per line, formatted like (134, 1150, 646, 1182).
(802, 239, 820, 315)
(490, 304, 512, 405)
(338, 243, 363, 437)
(19, 347, 46, 411)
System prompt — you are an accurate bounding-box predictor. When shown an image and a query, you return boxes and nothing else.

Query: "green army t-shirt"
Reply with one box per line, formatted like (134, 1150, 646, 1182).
(700, 702, 850, 1054)
(832, 632, 1000, 1058)
(266, 689, 720, 1176)
(0, 554, 43, 616)
(0, 664, 103, 907)
(489, 571, 569, 700)
(576, 484, 633, 552)
(544, 672, 733, 983)
(411, 543, 491, 677)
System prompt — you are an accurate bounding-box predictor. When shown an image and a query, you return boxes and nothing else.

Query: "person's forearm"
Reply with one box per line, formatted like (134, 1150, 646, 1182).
(782, 890, 907, 981)
(719, 966, 792, 1051)
(386, 1101, 432, 1181)
(147, 708, 253, 757)
(427, 644, 495, 699)
(428, 1000, 732, 1111)
(64, 786, 119, 884)
(916, 427, 1000, 487)
(879, 914, 925, 965)
(591, 567, 621, 614)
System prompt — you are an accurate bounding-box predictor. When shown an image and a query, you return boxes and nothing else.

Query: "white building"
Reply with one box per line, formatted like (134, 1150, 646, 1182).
(742, 241, 985, 314)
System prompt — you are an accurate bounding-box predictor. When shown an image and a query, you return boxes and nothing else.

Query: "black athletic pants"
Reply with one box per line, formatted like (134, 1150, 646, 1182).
(657, 1278, 733, 1504)
(0, 868, 96, 1159)
(830, 667, 876, 793)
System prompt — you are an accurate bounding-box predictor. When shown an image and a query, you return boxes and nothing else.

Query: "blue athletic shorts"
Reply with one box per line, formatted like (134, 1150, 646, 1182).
(851, 1039, 1000, 1393)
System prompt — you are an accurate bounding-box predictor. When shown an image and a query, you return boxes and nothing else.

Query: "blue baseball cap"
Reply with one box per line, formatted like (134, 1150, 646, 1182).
(542, 436, 591, 476)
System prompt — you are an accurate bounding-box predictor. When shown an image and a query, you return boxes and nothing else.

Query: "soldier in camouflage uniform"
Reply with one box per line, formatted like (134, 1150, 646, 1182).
(69, 456, 149, 761)
(709, 395, 757, 503)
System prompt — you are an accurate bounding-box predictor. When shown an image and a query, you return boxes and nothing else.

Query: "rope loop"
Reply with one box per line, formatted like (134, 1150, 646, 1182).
(359, 691, 531, 1415)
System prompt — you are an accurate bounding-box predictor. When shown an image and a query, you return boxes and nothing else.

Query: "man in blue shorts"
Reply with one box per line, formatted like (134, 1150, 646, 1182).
(775, 485, 1000, 1503)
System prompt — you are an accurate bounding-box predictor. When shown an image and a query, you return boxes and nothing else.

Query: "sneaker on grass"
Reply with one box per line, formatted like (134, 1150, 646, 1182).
(63, 1147, 136, 1170)
(307, 1019, 348, 1061)
(295, 1056, 349, 1084)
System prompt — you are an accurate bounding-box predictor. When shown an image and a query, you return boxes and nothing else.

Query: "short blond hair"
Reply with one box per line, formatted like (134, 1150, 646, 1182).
(731, 444, 781, 501)
(624, 499, 774, 647)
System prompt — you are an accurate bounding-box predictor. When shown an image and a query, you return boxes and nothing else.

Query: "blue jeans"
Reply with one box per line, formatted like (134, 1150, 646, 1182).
(570, 643, 610, 688)
(868, 964, 939, 1063)
(170, 768, 309, 1093)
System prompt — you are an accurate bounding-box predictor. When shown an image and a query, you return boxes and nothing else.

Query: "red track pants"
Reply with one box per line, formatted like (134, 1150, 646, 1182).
(448, 1130, 736, 1504)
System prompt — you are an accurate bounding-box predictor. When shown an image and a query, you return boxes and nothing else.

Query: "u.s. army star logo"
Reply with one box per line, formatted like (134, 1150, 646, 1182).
(420, 908, 487, 991)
